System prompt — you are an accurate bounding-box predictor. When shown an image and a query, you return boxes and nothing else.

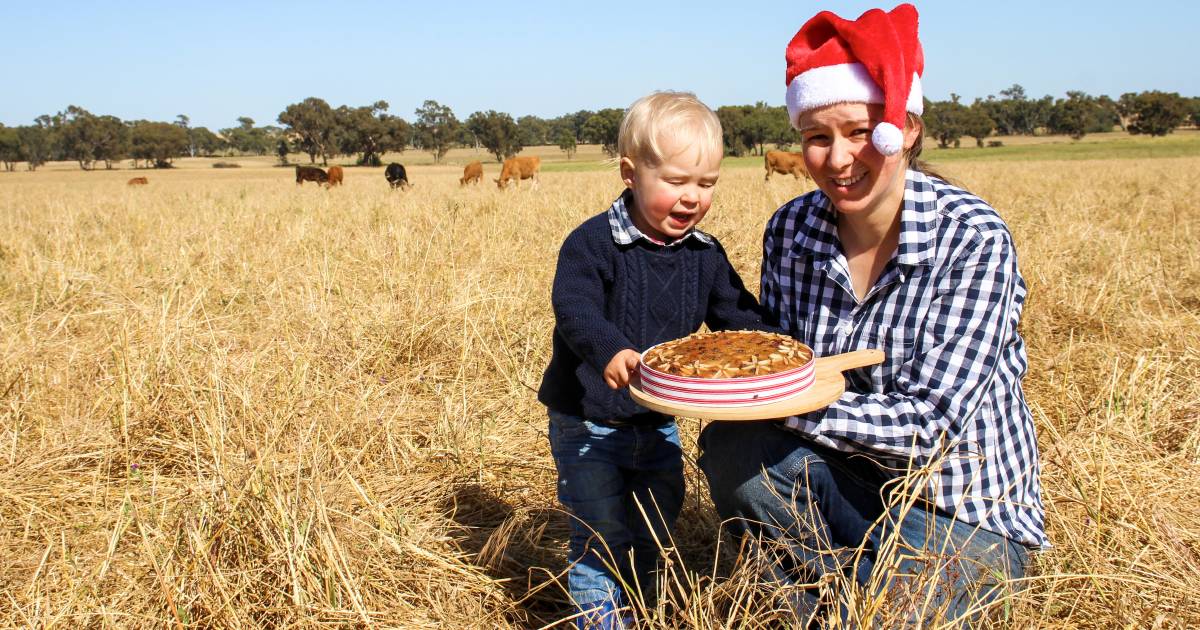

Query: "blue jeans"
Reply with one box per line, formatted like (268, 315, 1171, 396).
(548, 409, 685, 629)
(698, 421, 1028, 625)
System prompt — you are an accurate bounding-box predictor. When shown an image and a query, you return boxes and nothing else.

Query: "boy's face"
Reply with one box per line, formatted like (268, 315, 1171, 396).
(620, 135, 721, 243)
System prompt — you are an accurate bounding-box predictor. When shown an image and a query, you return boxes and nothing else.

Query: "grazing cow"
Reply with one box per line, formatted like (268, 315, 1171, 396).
(764, 150, 810, 182)
(459, 160, 483, 186)
(384, 162, 411, 190)
(296, 165, 328, 185)
(126, 177, 149, 186)
(495, 156, 541, 189)
(326, 165, 344, 187)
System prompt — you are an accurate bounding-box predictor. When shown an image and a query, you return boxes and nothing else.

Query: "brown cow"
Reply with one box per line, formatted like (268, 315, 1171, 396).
(495, 156, 541, 189)
(460, 160, 483, 186)
(764, 150, 810, 182)
(295, 165, 328, 185)
(325, 165, 344, 187)
(126, 177, 149, 186)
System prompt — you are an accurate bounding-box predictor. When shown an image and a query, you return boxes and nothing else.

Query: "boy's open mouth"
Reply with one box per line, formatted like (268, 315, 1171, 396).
(668, 212, 694, 228)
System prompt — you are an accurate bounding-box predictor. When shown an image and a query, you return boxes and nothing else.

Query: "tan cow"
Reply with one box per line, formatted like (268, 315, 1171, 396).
(460, 160, 483, 186)
(127, 177, 149, 186)
(495, 156, 541, 189)
(326, 165, 344, 187)
(764, 150, 810, 182)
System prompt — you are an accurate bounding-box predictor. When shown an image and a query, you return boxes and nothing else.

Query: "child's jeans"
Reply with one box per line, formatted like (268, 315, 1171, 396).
(547, 409, 685, 628)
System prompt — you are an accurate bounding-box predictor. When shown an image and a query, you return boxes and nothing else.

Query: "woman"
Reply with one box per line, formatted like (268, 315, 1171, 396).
(698, 4, 1047, 624)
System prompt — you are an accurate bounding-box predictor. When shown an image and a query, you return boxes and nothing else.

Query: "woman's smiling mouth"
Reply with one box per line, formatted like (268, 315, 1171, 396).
(833, 173, 866, 187)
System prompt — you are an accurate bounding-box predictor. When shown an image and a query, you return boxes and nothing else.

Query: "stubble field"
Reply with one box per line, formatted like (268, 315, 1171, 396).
(1, 144, 1199, 628)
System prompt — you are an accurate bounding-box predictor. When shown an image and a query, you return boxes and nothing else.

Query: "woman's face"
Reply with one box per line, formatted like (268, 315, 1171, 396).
(797, 102, 920, 220)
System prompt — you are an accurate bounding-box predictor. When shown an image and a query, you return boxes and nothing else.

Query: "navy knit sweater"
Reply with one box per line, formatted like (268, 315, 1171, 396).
(538, 209, 768, 424)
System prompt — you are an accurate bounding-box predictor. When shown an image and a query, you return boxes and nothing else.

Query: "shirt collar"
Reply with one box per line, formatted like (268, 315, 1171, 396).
(788, 168, 938, 267)
(607, 189, 714, 247)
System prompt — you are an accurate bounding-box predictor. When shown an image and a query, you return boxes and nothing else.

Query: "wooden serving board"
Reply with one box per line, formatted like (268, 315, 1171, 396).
(628, 349, 884, 421)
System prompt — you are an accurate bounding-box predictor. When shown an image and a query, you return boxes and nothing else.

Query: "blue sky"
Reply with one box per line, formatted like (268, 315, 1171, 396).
(4, 1, 1197, 130)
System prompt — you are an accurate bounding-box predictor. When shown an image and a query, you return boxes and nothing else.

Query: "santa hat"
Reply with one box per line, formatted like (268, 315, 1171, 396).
(784, 4, 924, 156)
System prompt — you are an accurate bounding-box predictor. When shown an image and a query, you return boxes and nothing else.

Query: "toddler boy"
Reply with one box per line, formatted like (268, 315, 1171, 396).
(538, 91, 767, 629)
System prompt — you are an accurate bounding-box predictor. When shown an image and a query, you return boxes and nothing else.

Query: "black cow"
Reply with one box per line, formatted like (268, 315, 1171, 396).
(385, 162, 411, 190)
(295, 165, 328, 185)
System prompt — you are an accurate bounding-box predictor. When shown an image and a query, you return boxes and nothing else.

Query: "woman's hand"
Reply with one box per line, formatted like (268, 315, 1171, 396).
(604, 349, 641, 389)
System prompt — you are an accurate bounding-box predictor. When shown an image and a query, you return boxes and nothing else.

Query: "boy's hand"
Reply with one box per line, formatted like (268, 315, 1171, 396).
(604, 349, 641, 389)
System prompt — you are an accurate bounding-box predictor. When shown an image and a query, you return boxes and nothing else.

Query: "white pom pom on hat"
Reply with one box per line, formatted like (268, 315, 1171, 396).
(871, 122, 904, 156)
(784, 3, 924, 156)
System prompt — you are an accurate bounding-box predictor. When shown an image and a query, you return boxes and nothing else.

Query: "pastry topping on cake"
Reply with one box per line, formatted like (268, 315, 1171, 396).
(642, 330, 812, 378)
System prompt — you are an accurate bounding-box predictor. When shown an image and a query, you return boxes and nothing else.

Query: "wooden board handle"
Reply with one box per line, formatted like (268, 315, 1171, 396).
(814, 348, 885, 373)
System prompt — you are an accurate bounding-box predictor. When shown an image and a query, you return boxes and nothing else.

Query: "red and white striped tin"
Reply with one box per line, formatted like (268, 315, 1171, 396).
(637, 343, 817, 407)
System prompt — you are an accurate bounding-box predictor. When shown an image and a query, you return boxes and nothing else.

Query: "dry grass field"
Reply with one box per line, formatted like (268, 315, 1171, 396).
(1, 144, 1199, 628)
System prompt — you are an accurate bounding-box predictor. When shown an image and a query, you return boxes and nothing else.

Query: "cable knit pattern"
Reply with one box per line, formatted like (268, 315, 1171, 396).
(539, 203, 769, 424)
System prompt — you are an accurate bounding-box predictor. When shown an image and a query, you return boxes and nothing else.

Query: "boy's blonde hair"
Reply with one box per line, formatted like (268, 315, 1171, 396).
(617, 91, 723, 166)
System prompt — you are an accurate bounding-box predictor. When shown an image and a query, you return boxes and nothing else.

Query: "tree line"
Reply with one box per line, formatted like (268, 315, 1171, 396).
(923, 85, 1199, 148)
(1, 87, 1197, 172)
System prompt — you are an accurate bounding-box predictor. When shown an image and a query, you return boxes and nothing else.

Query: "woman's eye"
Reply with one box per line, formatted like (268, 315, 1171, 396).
(852, 128, 871, 136)
(804, 134, 829, 144)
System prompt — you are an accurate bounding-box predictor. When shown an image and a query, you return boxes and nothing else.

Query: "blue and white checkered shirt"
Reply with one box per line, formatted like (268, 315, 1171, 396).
(607, 189, 714, 247)
(762, 169, 1047, 549)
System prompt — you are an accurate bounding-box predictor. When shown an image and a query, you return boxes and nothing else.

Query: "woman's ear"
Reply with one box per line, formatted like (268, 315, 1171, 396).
(620, 157, 636, 188)
(903, 117, 923, 151)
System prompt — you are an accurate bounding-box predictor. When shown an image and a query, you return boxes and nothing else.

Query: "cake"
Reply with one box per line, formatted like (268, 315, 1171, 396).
(638, 330, 816, 407)
(642, 330, 812, 378)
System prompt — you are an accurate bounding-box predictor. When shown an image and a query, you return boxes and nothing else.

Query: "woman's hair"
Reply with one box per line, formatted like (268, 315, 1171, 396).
(618, 91, 723, 166)
(904, 112, 950, 183)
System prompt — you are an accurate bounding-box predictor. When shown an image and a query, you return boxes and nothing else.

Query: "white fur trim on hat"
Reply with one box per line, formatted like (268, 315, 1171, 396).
(906, 74, 923, 115)
(786, 63, 924, 128)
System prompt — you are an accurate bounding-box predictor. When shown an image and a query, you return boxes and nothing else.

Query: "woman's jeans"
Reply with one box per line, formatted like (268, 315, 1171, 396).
(698, 420, 1028, 624)
(548, 409, 685, 627)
